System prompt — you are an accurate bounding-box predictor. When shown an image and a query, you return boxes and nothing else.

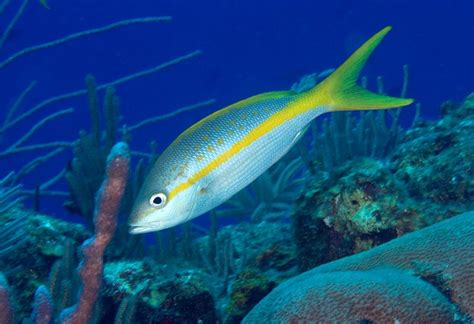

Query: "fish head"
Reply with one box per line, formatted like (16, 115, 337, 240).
(128, 160, 198, 234)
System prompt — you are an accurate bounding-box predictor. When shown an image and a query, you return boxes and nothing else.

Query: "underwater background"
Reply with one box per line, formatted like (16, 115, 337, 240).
(0, 0, 473, 323)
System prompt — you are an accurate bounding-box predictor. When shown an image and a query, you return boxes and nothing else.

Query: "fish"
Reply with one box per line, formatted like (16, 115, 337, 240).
(128, 26, 413, 234)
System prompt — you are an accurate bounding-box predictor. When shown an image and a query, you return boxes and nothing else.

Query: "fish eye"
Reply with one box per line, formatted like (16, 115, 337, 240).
(149, 193, 167, 208)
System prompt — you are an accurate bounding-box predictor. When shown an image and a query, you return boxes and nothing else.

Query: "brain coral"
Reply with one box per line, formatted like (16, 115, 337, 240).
(243, 211, 474, 323)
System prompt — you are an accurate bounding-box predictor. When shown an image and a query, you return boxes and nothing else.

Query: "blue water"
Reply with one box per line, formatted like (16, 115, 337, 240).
(1, 0, 473, 218)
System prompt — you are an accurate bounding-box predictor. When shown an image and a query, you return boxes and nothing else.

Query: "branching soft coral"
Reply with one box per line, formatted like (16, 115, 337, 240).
(0, 142, 130, 324)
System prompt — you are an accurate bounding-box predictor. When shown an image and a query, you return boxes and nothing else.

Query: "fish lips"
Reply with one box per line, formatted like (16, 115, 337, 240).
(128, 220, 176, 234)
(128, 225, 156, 234)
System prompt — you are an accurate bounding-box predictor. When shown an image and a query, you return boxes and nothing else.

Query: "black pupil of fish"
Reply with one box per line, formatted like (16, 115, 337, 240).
(153, 196, 162, 205)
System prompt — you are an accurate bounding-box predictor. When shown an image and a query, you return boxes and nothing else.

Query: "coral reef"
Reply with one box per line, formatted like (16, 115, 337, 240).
(392, 93, 474, 206)
(226, 270, 276, 323)
(246, 268, 456, 323)
(2, 88, 472, 322)
(293, 93, 474, 270)
(244, 211, 474, 323)
(0, 208, 88, 319)
(294, 158, 406, 270)
(0, 142, 129, 323)
(194, 217, 297, 321)
(101, 260, 217, 323)
(0, 16, 471, 318)
(95, 218, 294, 323)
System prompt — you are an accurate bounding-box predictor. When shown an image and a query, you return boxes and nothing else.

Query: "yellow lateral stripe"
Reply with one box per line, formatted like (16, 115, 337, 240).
(168, 93, 315, 200)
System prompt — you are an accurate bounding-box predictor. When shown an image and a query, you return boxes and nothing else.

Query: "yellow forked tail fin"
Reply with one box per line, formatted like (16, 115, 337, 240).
(310, 26, 414, 111)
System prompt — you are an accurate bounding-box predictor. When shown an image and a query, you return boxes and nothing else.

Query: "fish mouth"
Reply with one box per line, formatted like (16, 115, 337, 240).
(128, 220, 175, 234)
(128, 225, 158, 234)
(129, 222, 162, 234)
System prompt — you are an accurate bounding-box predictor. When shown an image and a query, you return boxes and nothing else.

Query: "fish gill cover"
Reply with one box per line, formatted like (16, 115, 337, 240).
(0, 0, 473, 323)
